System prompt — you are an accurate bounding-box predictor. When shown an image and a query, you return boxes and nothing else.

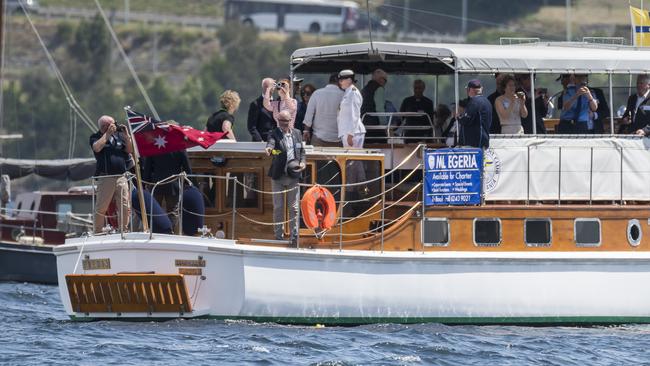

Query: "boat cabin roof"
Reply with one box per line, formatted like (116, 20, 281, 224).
(291, 41, 650, 75)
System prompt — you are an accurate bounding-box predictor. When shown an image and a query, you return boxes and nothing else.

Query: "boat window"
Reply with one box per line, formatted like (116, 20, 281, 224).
(194, 173, 216, 208)
(315, 160, 341, 202)
(225, 171, 261, 210)
(524, 218, 552, 247)
(628, 219, 642, 247)
(574, 218, 601, 247)
(422, 218, 449, 246)
(473, 218, 501, 246)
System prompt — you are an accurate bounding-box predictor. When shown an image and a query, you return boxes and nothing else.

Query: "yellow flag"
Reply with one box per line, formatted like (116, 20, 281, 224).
(631, 5, 650, 46)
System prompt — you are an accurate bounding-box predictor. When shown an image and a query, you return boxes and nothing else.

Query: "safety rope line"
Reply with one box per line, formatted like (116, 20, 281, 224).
(236, 212, 294, 226)
(182, 207, 233, 218)
(321, 202, 421, 237)
(334, 163, 422, 204)
(337, 183, 422, 222)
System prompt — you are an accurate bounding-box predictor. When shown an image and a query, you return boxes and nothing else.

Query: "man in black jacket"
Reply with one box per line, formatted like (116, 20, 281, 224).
(265, 110, 306, 243)
(360, 68, 388, 143)
(248, 78, 277, 141)
(458, 80, 492, 148)
(621, 75, 650, 134)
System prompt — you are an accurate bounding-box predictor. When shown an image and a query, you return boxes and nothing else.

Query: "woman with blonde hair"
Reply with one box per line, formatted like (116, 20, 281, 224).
(206, 90, 241, 140)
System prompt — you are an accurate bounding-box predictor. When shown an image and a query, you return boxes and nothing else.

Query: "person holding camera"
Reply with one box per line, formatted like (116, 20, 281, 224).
(559, 74, 598, 134)
(263, 77, 297, 129)
(89, 115, 133, 233)
(495, 74, 527, 135)
(265, 110, 306, 244)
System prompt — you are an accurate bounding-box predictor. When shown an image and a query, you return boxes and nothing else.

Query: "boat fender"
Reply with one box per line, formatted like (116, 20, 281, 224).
(131, 188, 173, 234)
(182, 186, 205, 236)
(301, 185, 337, 231)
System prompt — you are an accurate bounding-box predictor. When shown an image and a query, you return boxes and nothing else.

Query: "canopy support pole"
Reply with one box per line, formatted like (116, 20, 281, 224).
(454, 70, 459, 144)
(434, 75, 439, 111)
(609, 72, 615, 136)
(530, 71, 537, 135)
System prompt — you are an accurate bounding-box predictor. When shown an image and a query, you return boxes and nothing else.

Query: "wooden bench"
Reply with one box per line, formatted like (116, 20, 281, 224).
(65, 274, 192, 314)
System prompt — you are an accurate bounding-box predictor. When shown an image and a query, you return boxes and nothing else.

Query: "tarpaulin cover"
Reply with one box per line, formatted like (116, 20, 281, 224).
(0, 158, 95, 180)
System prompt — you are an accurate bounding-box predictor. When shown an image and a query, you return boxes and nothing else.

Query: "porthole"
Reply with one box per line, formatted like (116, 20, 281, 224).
(628, 219, 642, 247)
(524, 218, 552, 247)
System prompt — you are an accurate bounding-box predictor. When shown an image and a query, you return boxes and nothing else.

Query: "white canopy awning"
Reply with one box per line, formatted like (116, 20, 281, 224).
(291, 41, 650, 75)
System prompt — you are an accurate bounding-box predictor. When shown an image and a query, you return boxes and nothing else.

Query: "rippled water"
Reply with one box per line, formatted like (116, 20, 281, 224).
(3, 282, 650, 365)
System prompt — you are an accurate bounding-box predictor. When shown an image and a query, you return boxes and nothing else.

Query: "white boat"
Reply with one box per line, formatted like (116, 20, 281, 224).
(55, 41, 650, 325)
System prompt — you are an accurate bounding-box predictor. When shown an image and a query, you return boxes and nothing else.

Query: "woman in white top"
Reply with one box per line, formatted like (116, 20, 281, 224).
(495, 74, 528, 134)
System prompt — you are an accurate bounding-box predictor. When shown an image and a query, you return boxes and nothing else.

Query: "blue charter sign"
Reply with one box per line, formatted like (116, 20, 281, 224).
(424, 148, 483, 206)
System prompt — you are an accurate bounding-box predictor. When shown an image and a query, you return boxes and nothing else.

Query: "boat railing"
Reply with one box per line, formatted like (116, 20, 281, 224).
(87, 144, 424, 251)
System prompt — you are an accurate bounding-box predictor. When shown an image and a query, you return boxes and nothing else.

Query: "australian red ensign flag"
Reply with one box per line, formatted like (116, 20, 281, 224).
(127, 110, 226, 157)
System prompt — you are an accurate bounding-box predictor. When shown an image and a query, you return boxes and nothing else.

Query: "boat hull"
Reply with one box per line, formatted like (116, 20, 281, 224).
(55, 233, 650, 325)
(0, 242, 57, 285)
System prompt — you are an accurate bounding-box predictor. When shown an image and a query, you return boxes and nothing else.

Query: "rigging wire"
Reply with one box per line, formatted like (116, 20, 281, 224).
(18, 0, 96, 132)
(91, 0, 161, 121)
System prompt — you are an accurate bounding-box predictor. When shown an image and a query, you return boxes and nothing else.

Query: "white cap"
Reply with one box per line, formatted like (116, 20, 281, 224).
(338, 69, 355, 80)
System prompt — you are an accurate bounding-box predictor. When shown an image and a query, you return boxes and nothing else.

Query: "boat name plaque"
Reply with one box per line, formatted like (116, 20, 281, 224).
(424, 148, 483, 206)
(82, 258, 111, 270)
(178, 268, 202, 276)
(175, 259, 206, 267)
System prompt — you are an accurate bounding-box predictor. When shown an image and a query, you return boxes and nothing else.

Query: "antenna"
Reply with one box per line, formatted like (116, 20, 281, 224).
(366, 0, 375, 52)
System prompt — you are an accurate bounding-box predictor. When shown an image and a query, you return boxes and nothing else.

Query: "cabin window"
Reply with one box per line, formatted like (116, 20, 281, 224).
(316, 160, 342, 202)
(574, 218, 601, 247)
(225, 170, 262, 210)
(343, 159, 382, 218)
(524, 218, 552, 247)
(422, 218, 449, 246)
(628, 219, 642, 247)
(473, 218, 501, 246)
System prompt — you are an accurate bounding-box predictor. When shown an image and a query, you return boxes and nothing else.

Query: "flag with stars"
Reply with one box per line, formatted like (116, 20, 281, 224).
(128, 110, 226, 157)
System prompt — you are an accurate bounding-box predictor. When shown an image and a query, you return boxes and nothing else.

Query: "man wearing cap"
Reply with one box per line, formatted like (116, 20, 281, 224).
(337, 69, 366, 148)
(302, 73, 344, 147)
(265, 110, 306, 243)
(457, 79, 492, 148)
(360, 68, 388, 143)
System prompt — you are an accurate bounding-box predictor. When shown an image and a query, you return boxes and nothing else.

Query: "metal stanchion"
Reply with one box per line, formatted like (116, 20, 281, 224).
(231, 177, 237, 240)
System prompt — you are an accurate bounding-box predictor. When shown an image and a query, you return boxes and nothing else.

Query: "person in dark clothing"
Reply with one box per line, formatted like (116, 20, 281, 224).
(90, 115, 133, 233)
(487, 73, 504, 134)
(620, 75, 650, 134)
(265, 110, 306, 243)
(143, 150, 192, 216)
(294, 83, 315, 132)
(206, 90, 240, 139)
(590, 86, 610, 134)
(515, 74, 547, 134)
(458, 80, 492, 148)
(399, 79, 435, 141)
(247, 78, 277, 141)
(360, 68, 388, 143)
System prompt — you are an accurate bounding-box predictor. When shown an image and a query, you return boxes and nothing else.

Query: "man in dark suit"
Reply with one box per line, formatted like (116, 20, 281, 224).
(248, 78, 277, 141)
(458, 79, 492, 148)
(620, 75, 650, 134)
(265, 110, 306, 243)
(487, 73, 503, 134)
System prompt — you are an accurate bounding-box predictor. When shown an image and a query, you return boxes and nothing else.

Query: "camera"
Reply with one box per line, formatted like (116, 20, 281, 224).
(116, 124, 127, 132)
(516, 91, 525, 98)
(274, 81, 287, 90)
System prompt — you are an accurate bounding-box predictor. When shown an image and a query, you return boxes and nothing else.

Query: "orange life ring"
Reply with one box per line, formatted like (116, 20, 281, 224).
(301, 185, 337, 231)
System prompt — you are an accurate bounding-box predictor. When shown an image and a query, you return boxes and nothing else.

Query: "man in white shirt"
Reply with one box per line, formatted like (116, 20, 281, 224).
(337, 70, 366, 148)
(302, 74, 344, 147)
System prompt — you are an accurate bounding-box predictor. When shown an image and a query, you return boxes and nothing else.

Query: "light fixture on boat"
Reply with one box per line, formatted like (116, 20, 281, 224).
(440, 57, 454, 64)
(210, 156, 227, 167)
